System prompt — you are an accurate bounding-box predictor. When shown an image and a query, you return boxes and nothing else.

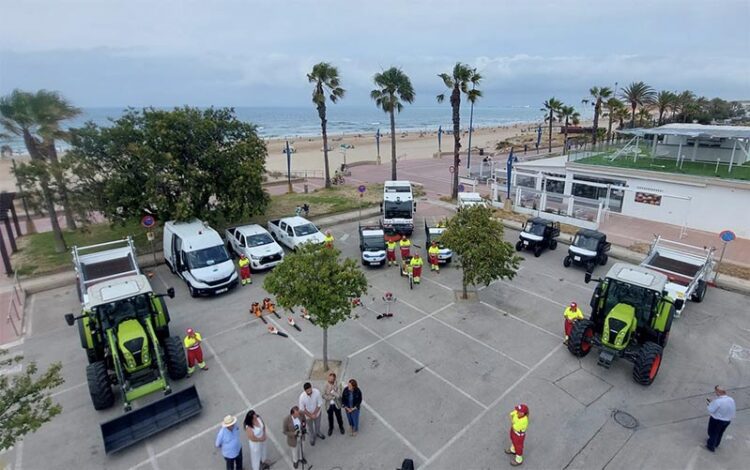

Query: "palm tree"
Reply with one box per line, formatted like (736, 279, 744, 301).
(541, 97, 563, 153)
(620, 81, 655, 128)
(589, 86, 613, 145)
(436, 63, 482, 199)
(0, 89, 79, 252)
(637, 107, 652, 127)
(604, 98, 624, 142)
(308, 63, 345, 188)
(654, 90, 676, 125)
(371, 67, 415, 180)
(556, 105, 580, 154)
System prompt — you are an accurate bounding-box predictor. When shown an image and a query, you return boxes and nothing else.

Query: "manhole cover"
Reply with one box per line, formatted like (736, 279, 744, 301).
(613, 410, 638, 429)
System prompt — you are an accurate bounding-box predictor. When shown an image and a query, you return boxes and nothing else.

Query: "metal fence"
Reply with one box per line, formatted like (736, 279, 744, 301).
(5, 272, 26, 338)
(513, 187, 602, 229)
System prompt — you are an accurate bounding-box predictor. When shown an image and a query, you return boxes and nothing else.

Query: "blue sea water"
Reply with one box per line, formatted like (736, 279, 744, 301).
(0, 105, 542, 154)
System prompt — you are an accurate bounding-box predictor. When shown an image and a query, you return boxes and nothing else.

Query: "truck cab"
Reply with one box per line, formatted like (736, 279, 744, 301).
(358, 223, 387, 267)
(382, 180, 415, 239)
(225, 224, 284, 270)
(163, 219, 238, 297)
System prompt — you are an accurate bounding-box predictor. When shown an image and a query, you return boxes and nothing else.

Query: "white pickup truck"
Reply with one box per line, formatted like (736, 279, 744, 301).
(225, 224, 285, 270)
(267, 216, 326, 251)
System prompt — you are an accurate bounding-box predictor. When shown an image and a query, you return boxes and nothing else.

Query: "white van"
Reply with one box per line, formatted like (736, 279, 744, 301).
(163, 219, 238, 297)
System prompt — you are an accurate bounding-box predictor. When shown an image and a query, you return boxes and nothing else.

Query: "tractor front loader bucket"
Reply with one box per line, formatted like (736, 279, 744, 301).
(100, 385, 202, 454)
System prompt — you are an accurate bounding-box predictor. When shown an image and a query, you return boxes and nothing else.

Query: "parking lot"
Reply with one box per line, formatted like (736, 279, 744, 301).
(3, 201, 749, 470)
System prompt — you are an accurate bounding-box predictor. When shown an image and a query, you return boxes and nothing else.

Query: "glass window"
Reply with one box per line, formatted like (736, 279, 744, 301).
(245, 233, 274, 246)
(294, 223, 319, 236)
(185, 246, 230, 270)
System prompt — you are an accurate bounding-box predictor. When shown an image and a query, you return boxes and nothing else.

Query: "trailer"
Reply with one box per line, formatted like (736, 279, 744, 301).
(640, 236, 715, 317)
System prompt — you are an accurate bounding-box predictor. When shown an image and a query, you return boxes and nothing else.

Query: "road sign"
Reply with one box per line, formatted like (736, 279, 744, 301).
(358, 185, 367, 193)
(719, 230, 736, 242)
(458, 184, 465, 192)
(449, 166, 455, 174)
(141, 215, 156, 228)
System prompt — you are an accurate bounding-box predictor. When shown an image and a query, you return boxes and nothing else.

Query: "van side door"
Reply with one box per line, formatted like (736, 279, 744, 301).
(172, 235, 183, 273)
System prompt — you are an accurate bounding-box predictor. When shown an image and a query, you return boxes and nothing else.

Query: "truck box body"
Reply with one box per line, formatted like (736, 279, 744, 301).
(72, 238, 141, 305)
(382, 181, 415, 237)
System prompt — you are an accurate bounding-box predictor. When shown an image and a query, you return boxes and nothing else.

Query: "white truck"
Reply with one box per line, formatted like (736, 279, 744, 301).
(457, 192, 487, 211)
(267, 216, 326, 250)
(225, 224, 284, 270)
(381, 180, 415, 238)
(639, 236, 715, 316)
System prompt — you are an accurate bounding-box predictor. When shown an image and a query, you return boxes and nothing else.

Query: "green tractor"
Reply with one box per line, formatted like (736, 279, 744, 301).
(567, 263, 684, 385)
(65, 239, 201, 453)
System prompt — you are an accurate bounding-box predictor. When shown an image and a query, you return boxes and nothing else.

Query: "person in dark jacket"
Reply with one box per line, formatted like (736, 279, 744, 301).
(341, 379, 363, 436)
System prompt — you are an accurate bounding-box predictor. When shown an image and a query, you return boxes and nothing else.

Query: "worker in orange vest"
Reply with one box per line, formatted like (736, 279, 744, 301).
(184, 328, 208, 376)
(563, 302, 584, 344)
(505, 403, 529, 466)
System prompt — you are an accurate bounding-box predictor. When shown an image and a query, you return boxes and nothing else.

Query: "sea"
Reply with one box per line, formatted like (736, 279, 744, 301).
(0, 105, 542, 155)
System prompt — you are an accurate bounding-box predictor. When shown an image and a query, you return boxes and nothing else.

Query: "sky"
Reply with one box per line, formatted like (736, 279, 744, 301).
(1, 0, 749, 108)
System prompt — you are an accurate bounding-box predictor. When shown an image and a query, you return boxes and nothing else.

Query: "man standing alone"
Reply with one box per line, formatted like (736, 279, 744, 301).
(299, 382, 326, 445)
(323, 372, 345, 436)
(706, 386, 735, 452)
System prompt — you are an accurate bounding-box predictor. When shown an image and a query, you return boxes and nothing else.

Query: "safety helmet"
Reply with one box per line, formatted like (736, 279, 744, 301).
(515, 404, 529, 415)
(186, 327, 195, 335)
(325, 230, 332, 235)
(570, 302, 577, 310)
(240, 254, 246, 258)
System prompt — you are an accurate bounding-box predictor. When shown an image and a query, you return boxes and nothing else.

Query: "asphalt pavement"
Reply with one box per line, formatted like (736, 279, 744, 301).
(1, 201, 748, 470)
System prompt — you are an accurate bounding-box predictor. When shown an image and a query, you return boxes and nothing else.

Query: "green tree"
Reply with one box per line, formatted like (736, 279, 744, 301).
(0, 349, 64, 451)
(620, 81, 655, 128)
(654, 90, 676, 125)
(68, 106, 269, 225)
(308, 63, 346, 189)
(589, 86, 613, 145)
(556, 105, 580, 154)
(604, 98, 625, 142)
(541, 97, 563, 153)
(371, 67, 415, 180)
(0, 90, 80, 252)
(264, 243, 367, 370)
(637, 107, 653, 127)
(440, 206, 522, 299)
(436, 63, 482, 199)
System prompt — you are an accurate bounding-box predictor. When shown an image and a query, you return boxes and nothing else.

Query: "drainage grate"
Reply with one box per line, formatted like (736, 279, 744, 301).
(613, 409, 638, 429)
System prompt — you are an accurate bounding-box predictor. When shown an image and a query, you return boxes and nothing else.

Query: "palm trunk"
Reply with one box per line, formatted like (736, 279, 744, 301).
(44, 141, 77, 230)
(450, 86, 461, 200)
(630, 104, 637, 128)
(319, 102, 331, 188)
(23, 130, 66, 253)
(592, 100, 600, 145)
(323, 327, 329, 371)
(563, 118, 569, 155)
(389, 106, 397, 180)
(607, 114, 614, 143)
(548, 110, 553, 153)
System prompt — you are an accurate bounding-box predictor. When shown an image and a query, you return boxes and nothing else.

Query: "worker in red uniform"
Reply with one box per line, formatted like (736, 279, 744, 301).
(399, 236, 411, 261)
(563, 302, 584, 344)
(428, 241, 441, 272)
(238, 254, 252, 286)
(409, 253, 424, 284)
(386, 239, 398, 266)
(505, 403, 529, 466)
(324, 230, 335, 249)
(184, 328, 208, 376)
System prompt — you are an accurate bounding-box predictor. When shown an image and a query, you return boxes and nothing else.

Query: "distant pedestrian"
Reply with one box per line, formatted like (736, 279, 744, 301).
(706, 386, 736, 452)
(238, 254, 252, 285)
(563, 302, 584, 345)
(283, 406, 308, 469)
(505, 403, 529, 466)
(323, 372, 345, 436)
(184, 328, 208, 376)
(216, 415, 243, 470)
(244, 410, 269, 470)
(299, 382, 326, 445)
(342, 379, 363, 436)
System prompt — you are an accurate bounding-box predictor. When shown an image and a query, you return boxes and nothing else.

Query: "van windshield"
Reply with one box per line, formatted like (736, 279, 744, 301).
(185, 246, 230, 270)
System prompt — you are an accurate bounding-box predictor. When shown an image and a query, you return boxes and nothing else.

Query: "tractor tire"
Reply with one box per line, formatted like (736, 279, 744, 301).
(515, 241, 523, 251)
(164, 336, 188, 380)
(599, 254, 609, 266)
(691, 280, 707, 303)
(533, 246, 543, 257)
(86, 361, 115, 410)
(632, 342, 663, 386)
(549, 239, 558, 250)
(567, 319, 595, 357)
(563, 256, 572, 268)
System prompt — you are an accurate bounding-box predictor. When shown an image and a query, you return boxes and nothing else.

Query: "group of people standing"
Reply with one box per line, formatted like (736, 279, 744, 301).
(216, 375, 363, 470)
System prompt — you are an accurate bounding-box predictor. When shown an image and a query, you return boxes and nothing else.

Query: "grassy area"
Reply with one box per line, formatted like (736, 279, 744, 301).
(576, 152, 750, 181)
(13, 184, 384, 277)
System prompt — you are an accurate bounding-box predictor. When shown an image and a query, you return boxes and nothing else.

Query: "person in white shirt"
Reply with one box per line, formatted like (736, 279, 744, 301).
(244, 410, 269, 470)
(706, 385, 736, 452)
(299, 382, 326, 445)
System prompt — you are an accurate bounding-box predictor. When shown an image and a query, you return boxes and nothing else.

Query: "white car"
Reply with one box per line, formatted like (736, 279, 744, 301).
(225, 224, 284, 270)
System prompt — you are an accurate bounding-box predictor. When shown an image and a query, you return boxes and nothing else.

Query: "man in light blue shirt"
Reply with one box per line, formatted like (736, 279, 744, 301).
(706, 386, 736, 452)
(216, 415, 243, 470)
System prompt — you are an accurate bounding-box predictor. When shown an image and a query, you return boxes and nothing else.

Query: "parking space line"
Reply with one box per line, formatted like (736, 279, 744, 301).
(362, 401, 428, 463)
(422, 276, 453, 291)
(14, 439, 23, 470)
(266, 317, 314, 358)
(146, 444, 161, 470)
(51, 381, 87, 397)
(418, 344, 564, 469)
(499, 280, 568, 308)
(356, 321, 489, 410)
(530, 269, 591, 292)
(211, 317, 258, 339)
(480, 301, 562, 339)
(368, 285, 430, 315)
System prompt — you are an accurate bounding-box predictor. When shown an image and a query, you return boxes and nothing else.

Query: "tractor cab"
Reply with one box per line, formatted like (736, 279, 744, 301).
(564, 229, 611, 273)
(516, 217, 560, 257)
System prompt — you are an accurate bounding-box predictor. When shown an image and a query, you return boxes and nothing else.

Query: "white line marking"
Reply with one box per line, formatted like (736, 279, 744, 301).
(369, 285, 430, 315)
(266, 317, 314, 358)
(480, 301, 562, 339)
(356, 321, 488, 410)
(530, 270, 591, 292)
(418, 344, 564, 469)
(421, 276, 453, 291)
(14, 439, 23, 470)
(340, 233, 350, 242)
(499, 280, 567, 308)
(363, 401, 428, 463)
(146, 444, 161, 470)
(51, 381, 87, 397)
(211, 318, 258, 338)
(203, 340, 250, 406)
(26, 295, 35, 337)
